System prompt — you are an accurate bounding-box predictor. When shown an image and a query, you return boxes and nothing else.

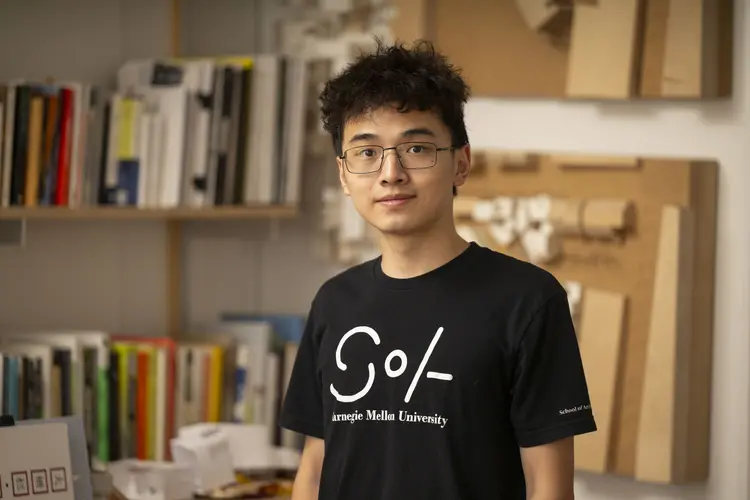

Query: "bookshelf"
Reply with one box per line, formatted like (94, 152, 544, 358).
(0, 0, 334, 489)
(0, 206, 298, 221)
(0, 0, 373, 491)
(0, 0, 310, 338)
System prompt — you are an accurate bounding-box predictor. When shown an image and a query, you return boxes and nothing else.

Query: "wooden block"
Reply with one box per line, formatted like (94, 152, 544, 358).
(638, 0, 670, 96)
(548, 197, 635, 238)
(548, 197, 583, 235)
(581, 199, 635, 238)
(574, 288, 627, 473)
(641, 0, 732, 98)
(661, 0, 703, 96)
(634, 205, 695, 483)
(661, 0, 715, 97)
(566, 0, 643, 98)
(550, 154, 641, 169)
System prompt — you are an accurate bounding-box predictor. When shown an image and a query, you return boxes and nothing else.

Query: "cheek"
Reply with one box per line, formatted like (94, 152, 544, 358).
(414, 169, 452, 199)
(345, 179, 374, 211)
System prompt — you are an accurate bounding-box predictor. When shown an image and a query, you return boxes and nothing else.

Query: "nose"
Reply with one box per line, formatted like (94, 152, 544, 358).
(379, 148, 408, 186)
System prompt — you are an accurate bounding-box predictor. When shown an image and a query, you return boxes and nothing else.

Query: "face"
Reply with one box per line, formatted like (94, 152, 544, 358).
(337, 106, 471, 237)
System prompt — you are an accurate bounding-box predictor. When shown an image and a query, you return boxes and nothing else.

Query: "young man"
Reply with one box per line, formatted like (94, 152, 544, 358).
(280, 40, 596, 499)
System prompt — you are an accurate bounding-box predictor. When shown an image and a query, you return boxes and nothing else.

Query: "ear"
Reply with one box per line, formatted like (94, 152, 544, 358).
(337, 156, 351, 196)
(453, 145, 472, 189)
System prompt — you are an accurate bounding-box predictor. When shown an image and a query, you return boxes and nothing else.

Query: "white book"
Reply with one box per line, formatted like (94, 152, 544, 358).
(244, 54, 281, 205)
(280, 56, 309, 206)
(138, 87, 188, 208)
(180, 60, 215, 207)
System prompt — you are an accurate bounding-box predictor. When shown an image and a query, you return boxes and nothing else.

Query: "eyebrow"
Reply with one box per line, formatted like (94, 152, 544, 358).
(348, 127, 437, 144)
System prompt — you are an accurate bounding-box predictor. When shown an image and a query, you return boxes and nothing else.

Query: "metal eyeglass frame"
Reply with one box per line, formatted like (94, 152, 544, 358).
(338, 141, 456, 174)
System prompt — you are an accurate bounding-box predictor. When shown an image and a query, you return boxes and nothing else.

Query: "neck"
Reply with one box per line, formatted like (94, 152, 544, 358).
(377, 220, 469, 279)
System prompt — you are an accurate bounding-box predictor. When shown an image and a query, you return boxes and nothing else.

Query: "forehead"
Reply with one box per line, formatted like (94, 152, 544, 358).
(342, 106, 449, 145)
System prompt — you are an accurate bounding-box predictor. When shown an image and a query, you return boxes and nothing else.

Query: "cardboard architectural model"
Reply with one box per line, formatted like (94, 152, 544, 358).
(387, 0, 734, 99)
(454, 150, 718, 485)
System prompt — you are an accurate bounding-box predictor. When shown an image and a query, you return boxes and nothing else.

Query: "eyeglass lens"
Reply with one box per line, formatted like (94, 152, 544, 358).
(345, 142, 438, 173)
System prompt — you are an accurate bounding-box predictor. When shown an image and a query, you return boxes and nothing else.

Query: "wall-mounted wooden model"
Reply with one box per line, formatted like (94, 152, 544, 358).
(387, 0, 733, 99)
(454, 151, 717, 484)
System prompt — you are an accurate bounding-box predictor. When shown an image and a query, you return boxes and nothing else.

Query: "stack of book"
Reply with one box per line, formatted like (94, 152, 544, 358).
(0, 312, 304, 470)
(0, 54, 310, 210)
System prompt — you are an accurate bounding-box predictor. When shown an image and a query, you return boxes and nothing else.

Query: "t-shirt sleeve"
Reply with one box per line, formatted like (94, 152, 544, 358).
(509, 289, 597, 448)
(278, 300, 325, 439)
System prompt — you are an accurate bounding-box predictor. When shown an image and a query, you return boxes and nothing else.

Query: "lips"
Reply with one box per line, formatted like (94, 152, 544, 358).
(376, 194, 415, 207)
(377, 194, 415, 203)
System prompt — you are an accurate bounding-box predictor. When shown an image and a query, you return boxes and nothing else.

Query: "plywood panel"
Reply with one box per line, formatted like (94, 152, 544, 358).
(639, 0, 670, 97)
(640, 0, 733, 98)
(566, 0, 643, 99)
(387, 0, 733, 99)
(454, 152, 717, 482)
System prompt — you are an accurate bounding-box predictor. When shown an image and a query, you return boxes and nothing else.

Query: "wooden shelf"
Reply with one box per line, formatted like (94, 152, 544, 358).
(0, 205, 299, 221)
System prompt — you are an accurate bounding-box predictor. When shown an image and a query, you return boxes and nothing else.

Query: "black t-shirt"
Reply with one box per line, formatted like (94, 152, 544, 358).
(280, 242, 596, 499)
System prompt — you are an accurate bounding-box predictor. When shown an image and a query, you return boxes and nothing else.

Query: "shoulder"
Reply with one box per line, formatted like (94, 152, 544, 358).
(309, 257, 378, 314)
(473, 243, 567, 302)
(469, 244, 569, 329)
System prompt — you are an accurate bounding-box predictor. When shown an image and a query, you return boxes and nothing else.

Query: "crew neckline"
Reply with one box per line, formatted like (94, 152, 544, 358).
(372, 241, 480, 290)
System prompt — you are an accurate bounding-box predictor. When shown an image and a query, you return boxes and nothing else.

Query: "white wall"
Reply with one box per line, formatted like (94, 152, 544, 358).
(0, 1, 748, 498)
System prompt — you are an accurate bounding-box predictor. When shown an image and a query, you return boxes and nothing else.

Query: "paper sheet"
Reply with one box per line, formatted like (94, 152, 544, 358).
(0, 422, 74, 499)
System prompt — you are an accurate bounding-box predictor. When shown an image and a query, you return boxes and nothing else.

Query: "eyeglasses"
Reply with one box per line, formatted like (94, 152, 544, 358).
(339, 141, 455, 174)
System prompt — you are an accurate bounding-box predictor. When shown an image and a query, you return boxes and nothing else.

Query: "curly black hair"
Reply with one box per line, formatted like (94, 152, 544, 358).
(319, 39, 471, 157)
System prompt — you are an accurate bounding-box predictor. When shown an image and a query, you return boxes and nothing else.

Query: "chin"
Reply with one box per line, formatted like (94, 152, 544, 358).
(369, 216, 428, 236)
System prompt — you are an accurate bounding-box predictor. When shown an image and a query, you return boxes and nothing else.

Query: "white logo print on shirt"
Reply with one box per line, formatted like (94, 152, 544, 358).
(330, 325, 454, 404)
